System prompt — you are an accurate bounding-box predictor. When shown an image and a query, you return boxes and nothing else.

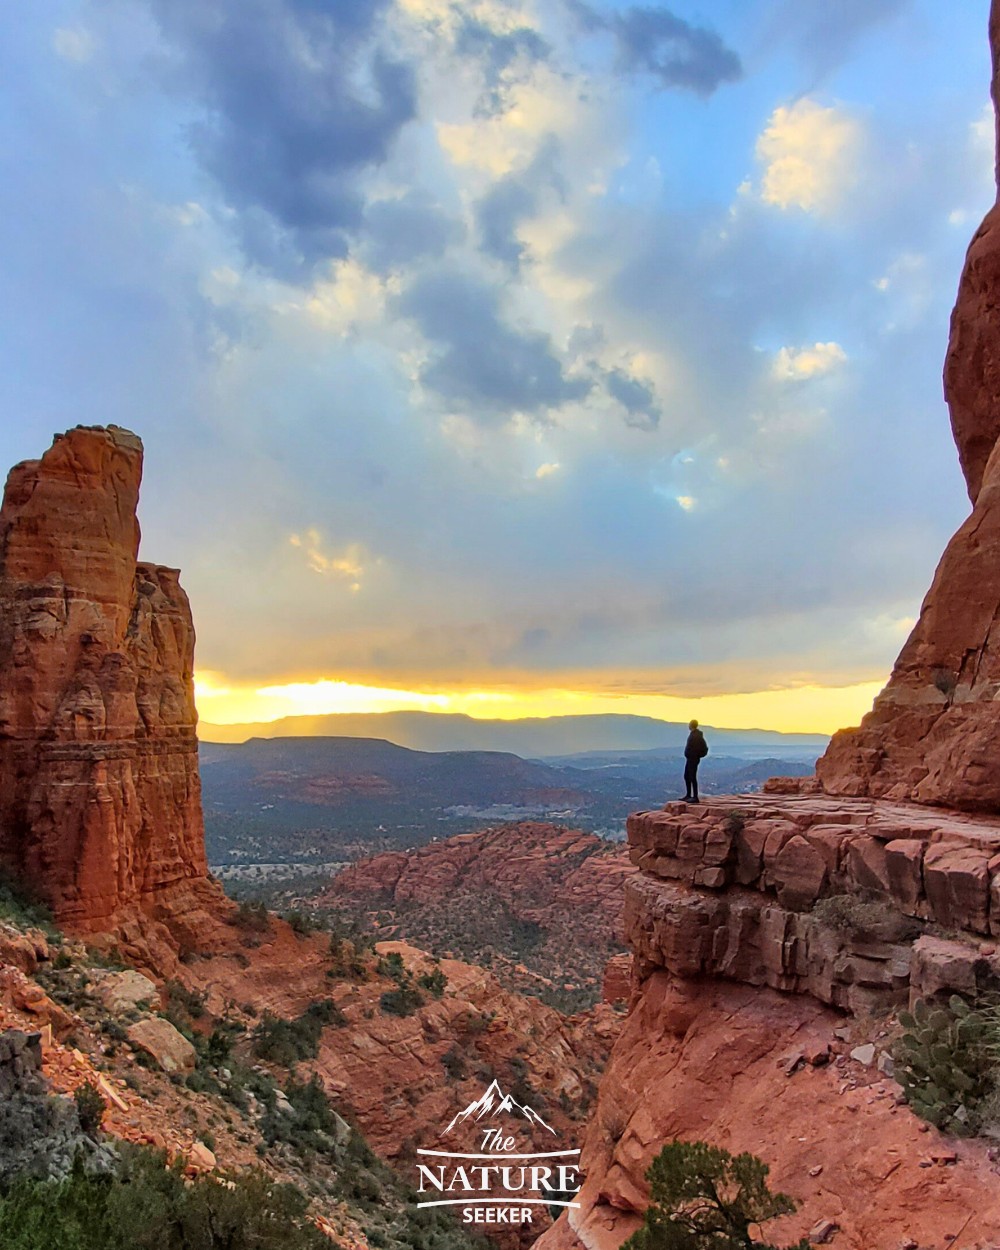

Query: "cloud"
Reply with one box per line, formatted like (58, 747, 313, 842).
(772, 342, 847, 381)
(475, 138, 564, 270)
(52, 27, 96, 62)
(755, 98, 862, 213)
(363, 192, 465, 272)
(289, 530, 373, 592)
(605, 366, 662, 428)
(454, 13, 550, 112)
(761, 0, 909, 82)
(397, 268, 590, 420)
(571, 2, 741, 95)
(141, 0, 416, 277)
(535, 461, 560, 478)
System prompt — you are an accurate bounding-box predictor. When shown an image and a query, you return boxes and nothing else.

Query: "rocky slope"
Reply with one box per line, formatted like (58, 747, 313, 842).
(817, 0, 1000, 810)
(319, 823, 634, 1007)
(0, 426, 226, 960)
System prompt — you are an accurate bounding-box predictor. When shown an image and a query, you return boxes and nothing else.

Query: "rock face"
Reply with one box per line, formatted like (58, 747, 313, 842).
(817, 0, 1000, 810)
(0, 426, 223, 942)
(536, 795, 1000, 1250)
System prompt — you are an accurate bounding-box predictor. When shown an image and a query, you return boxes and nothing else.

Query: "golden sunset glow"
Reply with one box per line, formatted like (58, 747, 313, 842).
(194, 671, 886, 736)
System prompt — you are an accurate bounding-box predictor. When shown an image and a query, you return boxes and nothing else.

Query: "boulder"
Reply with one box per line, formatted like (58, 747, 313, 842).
(127, 1017, 196, 1075)
(96, 970, 158, 1015)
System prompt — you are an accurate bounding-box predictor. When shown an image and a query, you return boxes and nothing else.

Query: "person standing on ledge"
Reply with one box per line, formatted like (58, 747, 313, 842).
(683, 719, 709, 803)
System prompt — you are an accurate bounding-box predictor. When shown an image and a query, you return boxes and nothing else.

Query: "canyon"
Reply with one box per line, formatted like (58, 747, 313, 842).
(3, 10, 1000, 1250)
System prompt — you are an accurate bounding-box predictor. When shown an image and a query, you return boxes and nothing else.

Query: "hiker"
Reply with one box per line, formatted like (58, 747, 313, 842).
(683, 719, 708, 803)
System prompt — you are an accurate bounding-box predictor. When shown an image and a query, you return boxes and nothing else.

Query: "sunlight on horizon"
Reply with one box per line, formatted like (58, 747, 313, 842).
(194, 671, 887, 736)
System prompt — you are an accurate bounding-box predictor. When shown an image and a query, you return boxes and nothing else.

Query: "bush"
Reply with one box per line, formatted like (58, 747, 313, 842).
(811, 892, 920, 943)
(379, 986, 424, 1017)
(73, 1082, 105, 1139)
(252, 1000, 345, 1067)
(282, 910, 319, 936)
(0, 1144, 330, 1250)
(623, 1141, 809, 1250)
(418, 967, 447, 998)
(233, 900, 270, 933)
(261, 1074, 347, 1156)
(895, 996, 995, 1135)
(0, 877, 57, 935)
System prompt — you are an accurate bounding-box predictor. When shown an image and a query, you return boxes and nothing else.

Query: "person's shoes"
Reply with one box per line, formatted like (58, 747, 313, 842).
(690, 798, 700, 804)
(683, 795, 692, 802)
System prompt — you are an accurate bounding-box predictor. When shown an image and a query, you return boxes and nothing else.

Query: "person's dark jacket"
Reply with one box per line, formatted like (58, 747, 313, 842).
(684, 729, 709, 761)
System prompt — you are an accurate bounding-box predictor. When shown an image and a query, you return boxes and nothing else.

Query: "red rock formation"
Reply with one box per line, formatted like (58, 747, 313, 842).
(536, 795, 1000, 1250)
(817, 0, 1000, 809)
(327, 822, 633, 931)
(537, 977, 1000, 1250)
(322, 822, 635, 1000)
(0, 426, 224, 945)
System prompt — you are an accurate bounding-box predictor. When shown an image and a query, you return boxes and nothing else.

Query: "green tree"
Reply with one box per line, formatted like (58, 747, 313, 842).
(623, 1141, 809, 1250)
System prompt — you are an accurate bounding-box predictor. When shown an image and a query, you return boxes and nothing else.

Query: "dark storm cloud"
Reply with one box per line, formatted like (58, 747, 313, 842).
(363, 193, 465, 272)
(762, 0, 910, 81)
(571, 2, 742, 95)
(143, 0, 416, 276)
(397, 269, 590, 419)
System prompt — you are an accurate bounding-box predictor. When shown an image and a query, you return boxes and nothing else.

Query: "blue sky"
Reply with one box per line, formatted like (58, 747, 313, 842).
(0, 0, 994, 731)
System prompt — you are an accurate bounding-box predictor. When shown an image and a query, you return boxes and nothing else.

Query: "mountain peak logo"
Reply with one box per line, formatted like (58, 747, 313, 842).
(415, 1077, 581, 1228)
(443, 1079, 556, 1136)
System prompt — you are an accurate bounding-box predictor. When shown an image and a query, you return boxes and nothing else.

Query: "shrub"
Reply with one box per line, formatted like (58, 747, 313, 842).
(623, 1141, 809, 1250)
(418, 967, 447, 998)
(233, 900, 270, 933)
(0, 1144, 330, 1250)
(723, 810, 747, 837)
(442, 1046, 466, 1081)
(252, 1000, 345, 1067)
(283, 909, 319, 936)
(811, 892, 920, 943)
(74, 1082, 105, 1138)
(895, 996, 994, 1135)
(379, 986, 424, 1017)
(376, 952, 406, 982)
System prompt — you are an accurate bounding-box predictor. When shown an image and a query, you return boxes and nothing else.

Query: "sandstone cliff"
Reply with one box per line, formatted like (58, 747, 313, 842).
(817, 0, 1000, 809)
(0, 426, 225, 953)
(537, 797, 1000, 1249)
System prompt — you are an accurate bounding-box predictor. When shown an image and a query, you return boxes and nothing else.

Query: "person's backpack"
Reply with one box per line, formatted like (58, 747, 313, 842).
(698, 733, 709, 759)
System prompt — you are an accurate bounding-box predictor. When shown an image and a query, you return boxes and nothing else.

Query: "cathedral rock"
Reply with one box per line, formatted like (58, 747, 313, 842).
(817, 0, 1000, 811)
(0, 425, 224, 951)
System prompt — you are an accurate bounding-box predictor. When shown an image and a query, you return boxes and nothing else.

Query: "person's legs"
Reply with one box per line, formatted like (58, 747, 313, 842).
(691, 763, 699, 803)
(683, 759, 695, 800)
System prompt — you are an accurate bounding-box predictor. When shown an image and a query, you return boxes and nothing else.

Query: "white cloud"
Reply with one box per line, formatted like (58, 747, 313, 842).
(53, 26, 96, 62)
(755, 98, 862, 213)
(535, 461, 560, 478)
(772, 341, 847, 382)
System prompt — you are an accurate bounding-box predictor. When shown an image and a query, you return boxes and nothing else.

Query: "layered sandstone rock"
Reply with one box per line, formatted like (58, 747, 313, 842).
(817, 0, 1000, 809)
(324, 822, 635, 1003)
(0, 426, 224, 943)
(328, 822, 633, 932)
(536, 795, 1000, 1250)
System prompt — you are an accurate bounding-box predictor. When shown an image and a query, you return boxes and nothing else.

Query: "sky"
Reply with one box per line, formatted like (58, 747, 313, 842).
(0, 0, 994, 734)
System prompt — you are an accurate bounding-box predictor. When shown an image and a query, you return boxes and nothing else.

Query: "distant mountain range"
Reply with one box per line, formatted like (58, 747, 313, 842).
(198, 734, 821, 865)
(199, 710, 829, 759)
